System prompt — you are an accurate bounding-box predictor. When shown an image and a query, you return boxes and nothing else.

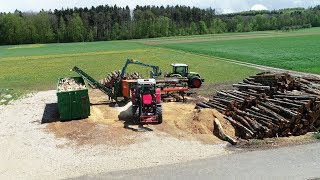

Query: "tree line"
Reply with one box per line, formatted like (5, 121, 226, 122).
(0, 5, 320, 45)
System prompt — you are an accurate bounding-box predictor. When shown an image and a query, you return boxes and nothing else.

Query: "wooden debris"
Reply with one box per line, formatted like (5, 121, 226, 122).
(100, 70, 141, 88)
(197, 72, 320, 139)
(58, 78, 86, 92)
(213, 118, 237, 145)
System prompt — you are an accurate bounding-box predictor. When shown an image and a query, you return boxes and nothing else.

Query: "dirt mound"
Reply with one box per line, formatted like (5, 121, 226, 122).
(155, 103, 235, 144)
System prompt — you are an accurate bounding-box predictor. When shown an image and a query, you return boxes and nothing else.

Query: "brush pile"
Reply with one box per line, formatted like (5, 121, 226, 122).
(58, 78, 86, 92)
(100, 70, 141, 88)
(196, 72, 320, 139)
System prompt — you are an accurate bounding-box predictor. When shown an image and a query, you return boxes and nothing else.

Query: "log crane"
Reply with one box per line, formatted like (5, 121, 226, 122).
(120, 59, 162, 79)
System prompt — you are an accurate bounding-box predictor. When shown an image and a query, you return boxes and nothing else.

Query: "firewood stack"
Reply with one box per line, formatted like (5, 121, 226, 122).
(196, 72, 320, 139)
(100, 70, 141, 88)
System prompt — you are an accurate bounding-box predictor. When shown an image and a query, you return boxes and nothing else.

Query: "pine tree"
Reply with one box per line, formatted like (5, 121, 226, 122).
(189, 21, 198, 35)
(57, 16, 66, 42)
(67, 14, 86, 42)
(199, 21, 208, 34)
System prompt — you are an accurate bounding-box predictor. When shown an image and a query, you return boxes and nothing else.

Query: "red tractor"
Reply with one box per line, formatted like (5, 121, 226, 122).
(131, 79, 162, 124)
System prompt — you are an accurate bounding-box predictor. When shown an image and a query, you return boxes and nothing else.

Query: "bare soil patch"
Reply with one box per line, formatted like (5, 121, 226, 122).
(47, 89, 232, 146)
(46, 89, 145, 147)
(46, 120, 143, 147)
(0, 90, 230, 179)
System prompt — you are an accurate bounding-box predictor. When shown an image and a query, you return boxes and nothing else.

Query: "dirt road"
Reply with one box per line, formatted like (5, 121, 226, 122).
(0, 90, 229, 179)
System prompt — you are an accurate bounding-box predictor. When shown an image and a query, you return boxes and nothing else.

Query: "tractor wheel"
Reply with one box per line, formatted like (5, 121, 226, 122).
(190, 76, 202, 88)
(156, 106, 163, 124)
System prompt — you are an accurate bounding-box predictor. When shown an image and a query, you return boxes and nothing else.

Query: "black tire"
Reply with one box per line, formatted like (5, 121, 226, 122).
(156, 106, 163, 124)
(190, 76, 202, 88)
(133, 106, 140, 124)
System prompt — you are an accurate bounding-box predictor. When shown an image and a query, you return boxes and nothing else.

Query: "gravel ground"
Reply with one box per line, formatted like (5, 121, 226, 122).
(0, 90, 230, 179)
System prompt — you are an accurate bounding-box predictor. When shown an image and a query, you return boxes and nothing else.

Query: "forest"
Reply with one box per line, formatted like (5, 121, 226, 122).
(1, 5, 320, 45)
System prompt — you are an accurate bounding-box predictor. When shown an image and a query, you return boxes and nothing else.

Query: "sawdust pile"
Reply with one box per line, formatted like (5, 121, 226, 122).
(46, 102, 144, 147)
(46, 120, 142, 147)
(47, 90, 236, 146)
(46, 90, 144, 147)
(155, 102, 236, 144)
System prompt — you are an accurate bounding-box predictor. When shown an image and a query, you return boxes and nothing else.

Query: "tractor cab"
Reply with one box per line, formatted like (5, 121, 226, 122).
(169, 63, 204, 88)
(131, 79, 162, 125)
(171, 63, 188, 77)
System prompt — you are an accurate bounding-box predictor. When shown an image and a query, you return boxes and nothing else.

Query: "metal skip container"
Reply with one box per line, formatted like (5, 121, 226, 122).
(56, 77, 90, 121)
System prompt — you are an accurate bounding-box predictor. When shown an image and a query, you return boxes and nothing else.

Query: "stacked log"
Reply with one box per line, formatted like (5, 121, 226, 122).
(100, 70, 141, 88)
(196, 72, 320, 139)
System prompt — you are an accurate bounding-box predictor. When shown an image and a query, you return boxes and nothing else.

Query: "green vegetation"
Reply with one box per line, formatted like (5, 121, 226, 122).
(159, 29, 320, 74)
(0, 40, 257, 91)
(2, 27, 320, 95)
(314, 127, 320, 139)
(0, 89, 26, 105)
(1, 5, 320, 45)
(0, 41, 148, 58)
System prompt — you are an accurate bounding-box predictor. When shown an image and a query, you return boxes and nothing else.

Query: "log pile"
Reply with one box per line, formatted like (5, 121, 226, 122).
(196, 72, 320, 139)
(100, 70, 141, 88)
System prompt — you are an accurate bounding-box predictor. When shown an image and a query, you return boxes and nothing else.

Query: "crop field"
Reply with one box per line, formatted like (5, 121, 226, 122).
(0, 40, 257, 92)
(157, 28, 320, 74)
(2, 27, 320, 95)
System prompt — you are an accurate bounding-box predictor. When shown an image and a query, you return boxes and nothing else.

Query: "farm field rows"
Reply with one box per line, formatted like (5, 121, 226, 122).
(2, 28, 320, 92)
(157, 28, 320, 74)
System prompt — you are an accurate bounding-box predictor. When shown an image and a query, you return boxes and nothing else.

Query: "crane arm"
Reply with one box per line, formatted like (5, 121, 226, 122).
(120, 59, 161, 78)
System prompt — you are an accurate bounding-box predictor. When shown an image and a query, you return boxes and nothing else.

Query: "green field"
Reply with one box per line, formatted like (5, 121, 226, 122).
(158, 28, 320, 74)
(0, 41, 257, 92)
(2, 28, 320, 94)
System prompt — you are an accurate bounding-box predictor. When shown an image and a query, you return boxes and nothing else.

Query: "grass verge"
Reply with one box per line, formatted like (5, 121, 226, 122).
(0, 89, 28, 105)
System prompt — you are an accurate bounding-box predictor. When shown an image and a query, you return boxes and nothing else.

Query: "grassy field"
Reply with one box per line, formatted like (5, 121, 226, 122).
(0, 41, 257, 91)
(2, 27, 320, 95)
(158, 28, 320, 74)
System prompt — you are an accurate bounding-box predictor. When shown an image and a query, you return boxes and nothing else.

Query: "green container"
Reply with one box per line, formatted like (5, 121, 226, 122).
(57, 77, 90, 121)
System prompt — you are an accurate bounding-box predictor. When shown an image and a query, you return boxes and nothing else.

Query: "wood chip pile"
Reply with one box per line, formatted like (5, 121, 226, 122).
(58, 78, 86, 92)
(196, 72, 320, 139)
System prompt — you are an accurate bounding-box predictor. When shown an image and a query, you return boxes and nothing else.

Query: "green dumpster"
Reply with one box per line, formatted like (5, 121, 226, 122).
(57, 77, 90, 121)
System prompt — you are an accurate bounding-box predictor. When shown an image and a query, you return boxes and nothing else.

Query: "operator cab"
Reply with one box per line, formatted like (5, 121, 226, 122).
(171, 63, 188, 77)
(137, 79, 156, 95)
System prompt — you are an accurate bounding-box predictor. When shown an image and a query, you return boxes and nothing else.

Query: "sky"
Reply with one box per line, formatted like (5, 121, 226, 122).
(0, 0, 320, 14)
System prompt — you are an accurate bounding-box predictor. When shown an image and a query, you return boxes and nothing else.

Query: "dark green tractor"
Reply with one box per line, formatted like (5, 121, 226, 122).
(166, 64, 204, 88)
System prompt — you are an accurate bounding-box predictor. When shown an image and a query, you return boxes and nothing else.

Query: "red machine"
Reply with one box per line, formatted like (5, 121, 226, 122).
(131, 79, 162, 124)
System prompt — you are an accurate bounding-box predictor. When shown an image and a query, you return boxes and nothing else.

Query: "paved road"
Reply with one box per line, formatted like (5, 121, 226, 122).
(78, 143, 320, 180)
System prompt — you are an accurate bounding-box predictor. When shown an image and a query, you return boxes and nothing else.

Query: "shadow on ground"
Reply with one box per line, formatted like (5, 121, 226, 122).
(91, 99, 130, 107)
(42, 103, 59, 124)
(118, 104, 153, 132)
